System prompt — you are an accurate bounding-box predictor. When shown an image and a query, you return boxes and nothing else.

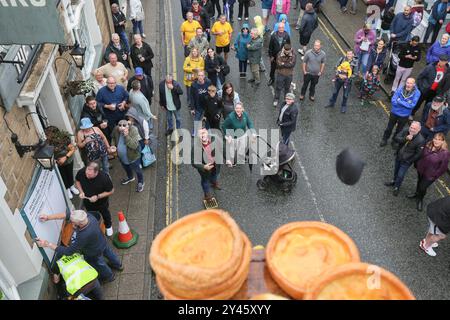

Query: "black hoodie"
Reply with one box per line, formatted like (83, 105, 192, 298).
(80, 103, 106, 127)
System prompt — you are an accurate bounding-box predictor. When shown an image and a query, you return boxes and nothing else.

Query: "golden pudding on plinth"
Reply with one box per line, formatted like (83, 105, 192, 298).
(266, 221, 360, 299)
(304, 263, 415, 300)
(150, 209, 251, 299)
(156, 232, 252, 300)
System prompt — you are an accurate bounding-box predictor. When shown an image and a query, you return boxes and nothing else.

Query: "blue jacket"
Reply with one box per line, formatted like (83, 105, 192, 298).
(429, 1, 449, 25)
(390, 13, 414, 42)
(274, 14, 291, 36)
(262, 0, 273, 9)
(426, 40, 450, 64)
(55, 213, 107, 259)
(96, 85, 129, 123)
(234, 24, 251, 61)
(191, 78, 212, 111)
(421, 103, 450, 135)
(367, 47, 387, 70)
(391, 85, 421, 117)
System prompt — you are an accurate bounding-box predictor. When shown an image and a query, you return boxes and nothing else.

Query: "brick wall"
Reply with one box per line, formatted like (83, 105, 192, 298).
(98, 0, 115, 48)
(0, 106, 38, 211)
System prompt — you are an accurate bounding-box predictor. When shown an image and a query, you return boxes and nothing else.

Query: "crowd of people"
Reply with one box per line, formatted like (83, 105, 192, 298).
(33, 0, 450, 299)
(174, 0, 450, 257)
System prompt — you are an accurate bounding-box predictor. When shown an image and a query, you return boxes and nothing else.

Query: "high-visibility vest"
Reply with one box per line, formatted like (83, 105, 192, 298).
(56, 254, 98, 295)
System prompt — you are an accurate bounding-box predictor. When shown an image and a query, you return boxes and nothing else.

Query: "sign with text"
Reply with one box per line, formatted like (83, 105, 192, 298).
(0, 1, 66, 45)
(20, 168, 69, 267)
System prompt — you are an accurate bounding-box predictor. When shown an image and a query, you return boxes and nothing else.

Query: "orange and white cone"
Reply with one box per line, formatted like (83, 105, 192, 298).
(112, 211, 139, 249)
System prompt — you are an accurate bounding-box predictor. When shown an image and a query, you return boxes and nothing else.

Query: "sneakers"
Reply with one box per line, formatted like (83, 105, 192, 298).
(70, 185, 80, 195)
(245, 17, 249, 21)
(408, 115, 414, 121)
(384, 181, 395, 187)
(121, 177, 136, 185)
(297, 49, 305, 55)
(273, 100, 279, 107)
(137, 182, 145, 193)
(379, 139, 388, 147)
(341, 6, 347, 13)
(106, 227, 113, 237)
(67, 189, 73, 200)
(239, 72, 246, 78)
(108, 262, 124, 272)
(393, 187, 400, 196)
(142, 33, 146, 38)
(295, 25, 300, 30)
(299, 95, 305, 101)
(267, 79, 274, 86)
(238, 17, 242, 21)
(420, 239, 437, 256)
(248, 78, 255, 83)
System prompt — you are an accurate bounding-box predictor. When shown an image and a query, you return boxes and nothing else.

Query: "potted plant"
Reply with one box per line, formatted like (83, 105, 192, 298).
(44, 126, 73, 157)
(64, 78, 95, 97)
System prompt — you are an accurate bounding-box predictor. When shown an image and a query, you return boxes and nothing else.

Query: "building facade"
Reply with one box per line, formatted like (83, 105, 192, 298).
(0, 0, 114, 299)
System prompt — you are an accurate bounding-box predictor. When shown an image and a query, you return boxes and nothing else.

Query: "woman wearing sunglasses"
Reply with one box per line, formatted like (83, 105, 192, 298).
(111, 120, 145, 192)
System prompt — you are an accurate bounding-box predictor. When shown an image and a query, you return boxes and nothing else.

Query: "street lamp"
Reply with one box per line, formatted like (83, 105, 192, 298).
(57, 42, 86, 70)
(10, 134, 55, 171)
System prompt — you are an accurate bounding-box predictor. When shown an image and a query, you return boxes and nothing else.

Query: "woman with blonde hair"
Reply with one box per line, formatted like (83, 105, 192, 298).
(92, 69, 107, 96)
(409, 133, 450, 211)
(183, 47, 205, 108)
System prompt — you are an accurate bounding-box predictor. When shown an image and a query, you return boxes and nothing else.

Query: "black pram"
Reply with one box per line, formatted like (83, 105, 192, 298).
(254, 138, 297, 193)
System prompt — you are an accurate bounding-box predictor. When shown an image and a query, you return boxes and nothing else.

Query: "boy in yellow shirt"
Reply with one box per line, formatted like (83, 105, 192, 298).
(180, 12, 202, 57)
(211, 15, 233, 62)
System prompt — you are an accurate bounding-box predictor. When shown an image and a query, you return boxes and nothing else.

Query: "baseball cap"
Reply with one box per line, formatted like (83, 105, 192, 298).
(286, 93, 295, 100)
(135, 67, 144, 76)
(439, 54, 449, 62)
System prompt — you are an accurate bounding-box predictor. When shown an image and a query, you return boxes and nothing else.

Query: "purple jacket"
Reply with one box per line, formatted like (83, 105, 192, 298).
(416, 147, 450, 181)
(354, 29, 376, 55)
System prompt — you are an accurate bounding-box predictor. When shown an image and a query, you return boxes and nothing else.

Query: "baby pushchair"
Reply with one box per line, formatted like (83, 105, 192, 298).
(383, 40, 400, 84)
(254, 138, 297, 193)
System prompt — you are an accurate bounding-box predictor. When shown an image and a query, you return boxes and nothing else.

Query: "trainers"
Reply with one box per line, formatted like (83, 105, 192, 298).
(248, 78, 255, 83)
(238, 17, 242, 21)
(297, 49, 305, 55)
(108, 262, 124, 272)
(408, 115, 414, 121)
(267, 79, 274, 85)
(432, 242, 439, 248)
(106, 227, 113, 237)
(295, 25, 300, 30)
(393, 187, 400, 196)
(70, 185, 80, 195)
(240, 72, 246, 78)
(273, 100, 279, 107)
(384, 181, 395, 187)
(245, 17, 249, 21)
(420, 239, 436, 256)
(67, 189, 73, 200)
(379, 139, 388, 147)
(121, 177, 135, 185)
(137, 182, 145, 193)
(299, 95, 305, 100)
(100, 273, 116, 284)
(341, 6, 347, 13)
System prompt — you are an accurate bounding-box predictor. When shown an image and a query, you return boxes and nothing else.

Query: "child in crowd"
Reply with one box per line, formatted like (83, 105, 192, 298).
(333, 60, 352, 89)
(359, 65, 381, 103)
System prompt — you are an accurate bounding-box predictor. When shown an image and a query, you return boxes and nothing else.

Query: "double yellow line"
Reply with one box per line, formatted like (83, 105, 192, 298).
(318, 16, 450, 197)
(164, 0, 180, 226)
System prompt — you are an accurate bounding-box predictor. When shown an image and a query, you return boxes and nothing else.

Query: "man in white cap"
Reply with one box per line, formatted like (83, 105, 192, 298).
(36, 210, 123, 284)
(277, 93, 299, 145)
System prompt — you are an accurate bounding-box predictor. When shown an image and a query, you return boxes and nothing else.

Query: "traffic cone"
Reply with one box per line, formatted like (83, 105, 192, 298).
(113, 211, 139, 249)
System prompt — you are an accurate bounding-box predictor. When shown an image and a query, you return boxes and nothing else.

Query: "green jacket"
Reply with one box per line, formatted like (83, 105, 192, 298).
(111, 125, 141, 162)
(221, 111, 255, 138)
(247, 36, 263, 64)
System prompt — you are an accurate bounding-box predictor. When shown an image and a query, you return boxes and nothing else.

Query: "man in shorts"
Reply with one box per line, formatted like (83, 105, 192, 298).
(211, 14, 233, 62)
(420, 196, 450, 256)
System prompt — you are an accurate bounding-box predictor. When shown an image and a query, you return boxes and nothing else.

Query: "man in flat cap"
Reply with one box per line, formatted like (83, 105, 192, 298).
(277, 93, 299, 145)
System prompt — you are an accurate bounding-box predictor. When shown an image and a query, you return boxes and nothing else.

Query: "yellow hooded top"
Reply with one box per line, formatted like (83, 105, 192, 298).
(254, 16, 264, 37)
(337, 61, 352, 78)
(183, 56, 205, 86)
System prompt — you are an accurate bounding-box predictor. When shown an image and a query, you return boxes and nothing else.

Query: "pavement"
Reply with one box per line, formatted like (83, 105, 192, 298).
(100, 0, 162, 300)
(148, 0, 450, 300)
